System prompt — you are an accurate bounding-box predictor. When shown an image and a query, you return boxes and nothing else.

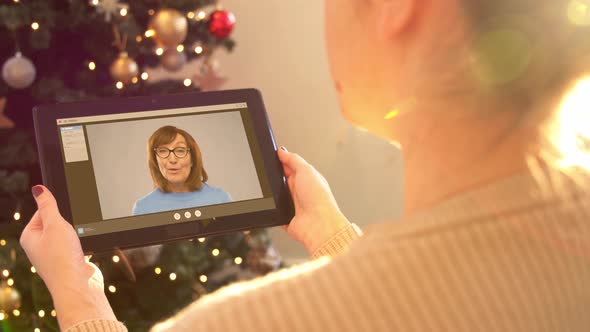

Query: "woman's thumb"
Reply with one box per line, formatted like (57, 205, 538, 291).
(32, 185, 62, 224)
(278, 147, 308, 170)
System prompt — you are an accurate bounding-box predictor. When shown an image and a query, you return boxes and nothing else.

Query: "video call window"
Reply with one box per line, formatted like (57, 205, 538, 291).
(56, 103, 275, 237)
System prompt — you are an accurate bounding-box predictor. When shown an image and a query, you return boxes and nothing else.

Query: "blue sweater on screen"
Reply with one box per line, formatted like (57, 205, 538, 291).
(132, 183, 233, 215)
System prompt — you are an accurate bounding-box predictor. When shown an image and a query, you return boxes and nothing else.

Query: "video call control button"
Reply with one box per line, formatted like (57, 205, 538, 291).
(184, 211, 192, 219)
(173, 213, 181, 221)
(194, 210, 202, 218)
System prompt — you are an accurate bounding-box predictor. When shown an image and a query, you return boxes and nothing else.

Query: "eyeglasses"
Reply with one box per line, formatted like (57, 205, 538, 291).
(154, 147, 190, 159)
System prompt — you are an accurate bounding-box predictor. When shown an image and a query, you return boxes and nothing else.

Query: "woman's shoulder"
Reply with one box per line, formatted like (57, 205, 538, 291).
(132, 189, 163, 215)
(199, 183, 232, 201)
(364, 170, 590, 244)
(200, 182, 223, 193)
(135, 188, 163, 204)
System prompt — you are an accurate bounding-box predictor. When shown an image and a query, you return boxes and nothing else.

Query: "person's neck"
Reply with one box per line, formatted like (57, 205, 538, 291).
(392, 96, 538, 216)
(169, 183, 190, 193)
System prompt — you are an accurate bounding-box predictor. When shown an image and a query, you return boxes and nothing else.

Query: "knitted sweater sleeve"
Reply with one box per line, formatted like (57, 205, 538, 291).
(64, 223, 362, 332)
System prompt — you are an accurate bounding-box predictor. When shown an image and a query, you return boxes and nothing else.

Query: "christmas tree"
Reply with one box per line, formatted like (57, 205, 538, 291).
(0, 1, 282, 331)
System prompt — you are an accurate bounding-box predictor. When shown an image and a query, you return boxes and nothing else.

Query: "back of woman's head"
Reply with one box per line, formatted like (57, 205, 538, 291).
(460, 0, 590, 185)
(461, 0, 589, 99)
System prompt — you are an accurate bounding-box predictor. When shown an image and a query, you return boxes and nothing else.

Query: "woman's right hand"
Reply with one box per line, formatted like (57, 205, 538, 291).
(277, 147, 351, 255)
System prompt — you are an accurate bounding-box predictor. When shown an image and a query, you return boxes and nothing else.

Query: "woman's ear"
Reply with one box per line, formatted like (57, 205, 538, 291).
(375, 0, 416, 40)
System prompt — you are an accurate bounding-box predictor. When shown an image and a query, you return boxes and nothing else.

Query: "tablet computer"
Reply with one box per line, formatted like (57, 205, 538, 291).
(33, 89, 293, 254)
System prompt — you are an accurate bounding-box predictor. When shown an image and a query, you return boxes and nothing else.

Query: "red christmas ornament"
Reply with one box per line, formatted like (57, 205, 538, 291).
(208, 10, 236, 39)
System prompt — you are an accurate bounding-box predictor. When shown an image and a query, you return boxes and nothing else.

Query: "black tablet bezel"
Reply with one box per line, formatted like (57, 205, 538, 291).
(33, 89, 293, 254)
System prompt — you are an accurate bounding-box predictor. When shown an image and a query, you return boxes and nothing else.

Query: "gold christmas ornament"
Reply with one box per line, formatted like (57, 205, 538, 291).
(110, 51, 138, 84)
(149, 9, 188, 47)
(160, 49, 187, 72)
(0, 282, 22, 312)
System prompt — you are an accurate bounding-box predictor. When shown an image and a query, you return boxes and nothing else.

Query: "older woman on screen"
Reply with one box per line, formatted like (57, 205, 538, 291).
(132, 125, 232, 215)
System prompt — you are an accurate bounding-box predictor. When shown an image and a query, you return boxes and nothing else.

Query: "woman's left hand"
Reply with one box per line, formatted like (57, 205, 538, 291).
(20, 185, 117, 330)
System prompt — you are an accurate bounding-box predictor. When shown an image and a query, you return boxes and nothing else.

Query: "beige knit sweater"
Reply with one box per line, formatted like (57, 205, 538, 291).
(67, 172, 590, 331)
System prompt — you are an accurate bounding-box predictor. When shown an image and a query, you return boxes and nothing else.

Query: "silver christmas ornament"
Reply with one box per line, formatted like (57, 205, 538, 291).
(160, 49, 187, 72)
(2, 52, 36, 89)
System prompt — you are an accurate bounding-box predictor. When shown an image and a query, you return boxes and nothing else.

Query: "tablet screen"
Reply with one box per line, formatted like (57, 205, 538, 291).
(56, 102, 275, 237)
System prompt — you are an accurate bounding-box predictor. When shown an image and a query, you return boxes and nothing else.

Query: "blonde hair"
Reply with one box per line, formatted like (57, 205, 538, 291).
(147, 126, 209, 193)
(460, 0, 590, 188)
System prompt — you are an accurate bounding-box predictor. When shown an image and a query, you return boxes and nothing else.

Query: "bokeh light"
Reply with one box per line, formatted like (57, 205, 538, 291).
(471, 28, 532, 87)
(567, 0, 590, 26)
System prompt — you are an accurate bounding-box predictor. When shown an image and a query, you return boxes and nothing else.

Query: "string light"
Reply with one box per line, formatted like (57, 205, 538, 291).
(119, 8, 128, 16)
(194, 46, 203, 54)
(148, 9, 155, 15)
(51, 310, 56, 317)
(197, 11, 206, 21)
(31, 266, 36, 273)
(12, 309, 20, 317)
(177, 44, 184, 52)
(116, 81, 123, 89)
(187, 12, 195, 19)
(112, 255, 120, 263)
(141, 72, 149, 80)
(169, 273, 177, 281)
(108, 285, 116, 293)
(91, 0, 99, 5)
(144, 29, 155, 38)
(198, 237, 205, 243)
(132, 77, 139, 84)
(31, 22, 39, 30)
(88, 61, 96, 70)
(154, 267, 162, 275)
(34, 329, 40, 332)
(136, 35, 142, 42)
(183, 78, 192, 87)
(155, 47, 164, 56)
(13, 212, 21, 221)
(0, 312, 5, 320)
(199, 275, 207, 283)
(2, 269, 9, 277)
(212, 248, 220, 256)
(38, 310, 45, 318)
(234, 257, 243, 265)
(7, 278, 14, 286)
(0, 239, 6, 246)
(13, 0, 19, 3)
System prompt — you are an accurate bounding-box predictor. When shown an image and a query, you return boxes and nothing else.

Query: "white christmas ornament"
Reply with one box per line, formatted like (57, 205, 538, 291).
(160, 49, 187, 72)
(2, 52, 36, 89)
(194, 60, 227, 91)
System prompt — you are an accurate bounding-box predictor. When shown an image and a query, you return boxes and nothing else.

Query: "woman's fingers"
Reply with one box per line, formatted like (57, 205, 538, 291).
(278, 147, 308, 175)
(20, 211, 41, 252)
(31, 185, 62, 227)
